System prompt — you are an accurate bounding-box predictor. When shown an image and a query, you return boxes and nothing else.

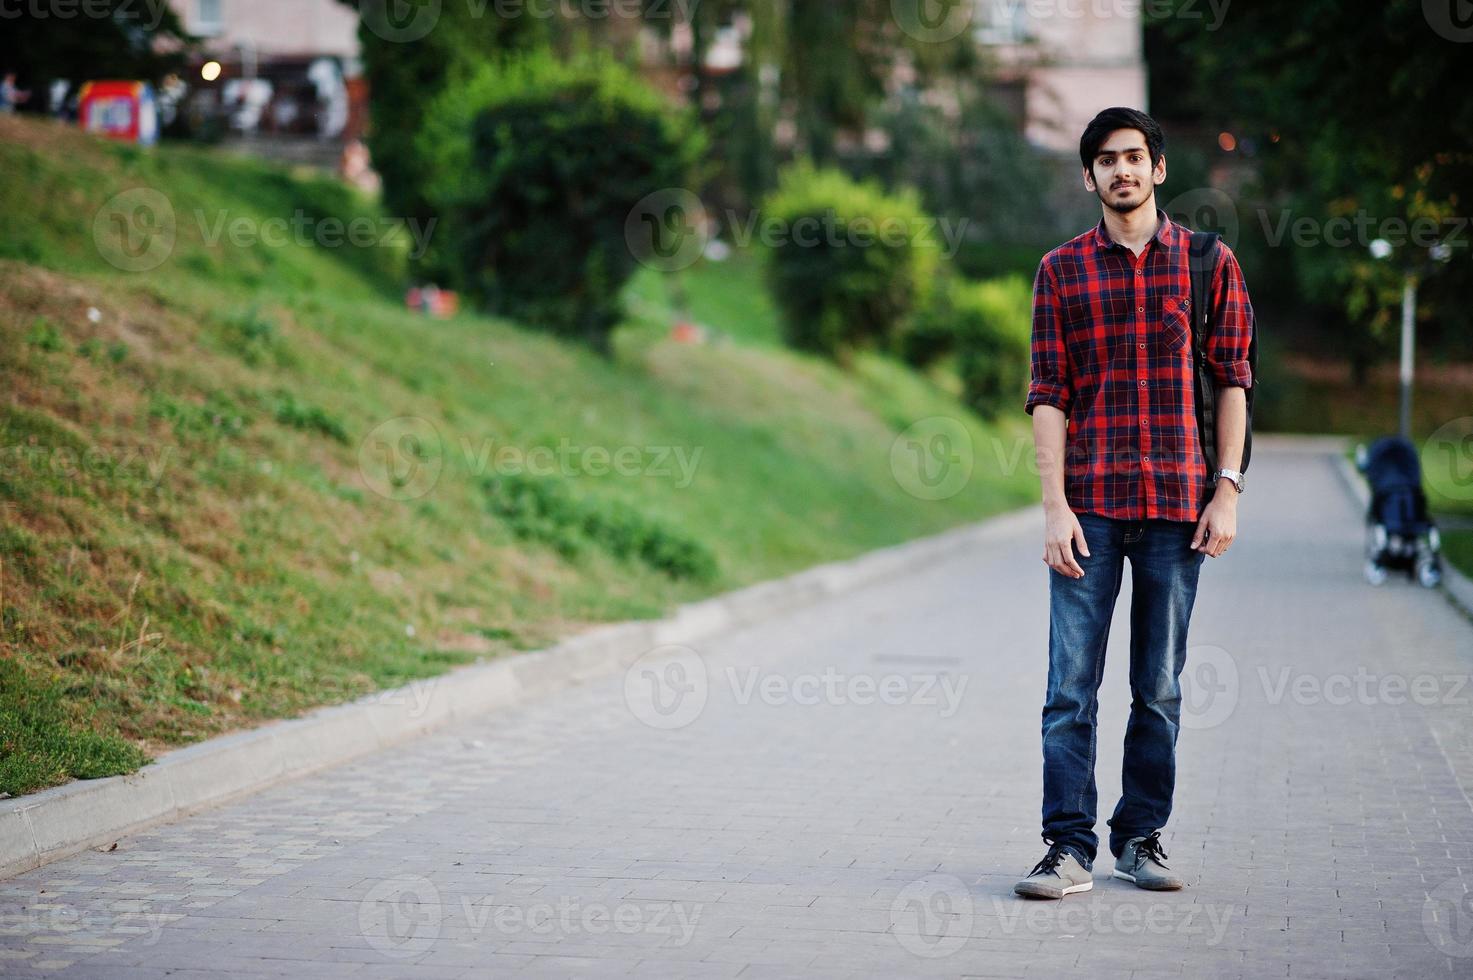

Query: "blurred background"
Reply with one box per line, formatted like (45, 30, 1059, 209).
(0, 1, 1469, 796)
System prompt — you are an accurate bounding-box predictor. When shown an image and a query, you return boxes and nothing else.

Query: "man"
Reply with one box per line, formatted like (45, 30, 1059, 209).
(1013, 107, 1253, 899)
(1, 73, 32, 114)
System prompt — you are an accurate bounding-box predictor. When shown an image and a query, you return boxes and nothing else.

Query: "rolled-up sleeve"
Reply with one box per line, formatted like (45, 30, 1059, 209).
(1025, 258, 1072, 415)
(1207, 245, 1254, 389)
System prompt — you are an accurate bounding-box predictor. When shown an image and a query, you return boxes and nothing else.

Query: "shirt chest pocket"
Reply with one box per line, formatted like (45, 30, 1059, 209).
(1159, 293, 1192, 355)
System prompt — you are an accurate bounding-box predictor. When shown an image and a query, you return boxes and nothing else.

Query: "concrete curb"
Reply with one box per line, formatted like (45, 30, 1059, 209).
(1330, 450, 1473, 622)
(0, 504, 1040, 881)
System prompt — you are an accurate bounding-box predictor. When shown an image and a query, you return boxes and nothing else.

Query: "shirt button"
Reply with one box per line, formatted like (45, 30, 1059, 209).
(1136, 269, 1143, 276)
(1139, 380, 1146, 387)
(1143, 456, 1150, 462)
(1138, 343, 1145, 349)
(1137, 306, 1144, 312)
(1140, 419, 1148, 425)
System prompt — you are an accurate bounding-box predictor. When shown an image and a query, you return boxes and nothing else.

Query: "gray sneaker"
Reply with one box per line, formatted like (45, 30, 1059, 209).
(1112, 831, 1185, 890)
(1014, 842, 1093, 899)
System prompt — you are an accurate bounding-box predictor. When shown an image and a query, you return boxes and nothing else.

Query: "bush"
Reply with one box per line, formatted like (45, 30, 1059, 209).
(761, 161, 942, 365)
(944, 276, 1032, 420)
(419, 50, 708, 354)
(345, 1, 547, 282)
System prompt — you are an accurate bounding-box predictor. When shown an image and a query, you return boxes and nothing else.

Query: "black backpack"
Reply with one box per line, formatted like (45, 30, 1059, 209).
(1188, 231, 1258, 477)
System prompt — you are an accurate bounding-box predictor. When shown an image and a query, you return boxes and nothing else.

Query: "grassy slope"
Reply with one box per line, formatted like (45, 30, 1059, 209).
(0, 115, 1039, 796)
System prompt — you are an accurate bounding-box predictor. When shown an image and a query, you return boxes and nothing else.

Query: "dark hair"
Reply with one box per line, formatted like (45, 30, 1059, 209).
(1079, 107, 1165, 172)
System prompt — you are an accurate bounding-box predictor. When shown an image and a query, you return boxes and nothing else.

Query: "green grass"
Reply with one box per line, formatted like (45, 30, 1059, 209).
(0, 115, 1040, 797)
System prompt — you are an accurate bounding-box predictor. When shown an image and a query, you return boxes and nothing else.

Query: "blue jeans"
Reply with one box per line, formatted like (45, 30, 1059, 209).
(1040, 511, 1206, 870)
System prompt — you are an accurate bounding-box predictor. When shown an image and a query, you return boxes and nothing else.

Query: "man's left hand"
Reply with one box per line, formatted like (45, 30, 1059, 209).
(1192, 491, 1237, 557)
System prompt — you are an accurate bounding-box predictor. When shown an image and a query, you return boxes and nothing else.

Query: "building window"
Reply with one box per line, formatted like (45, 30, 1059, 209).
(195, 0, 224, 36)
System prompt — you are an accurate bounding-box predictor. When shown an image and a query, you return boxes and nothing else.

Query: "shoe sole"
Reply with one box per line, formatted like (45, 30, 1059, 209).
(1014, 880, 1093, 899)
(1112, 869, 1184, 890)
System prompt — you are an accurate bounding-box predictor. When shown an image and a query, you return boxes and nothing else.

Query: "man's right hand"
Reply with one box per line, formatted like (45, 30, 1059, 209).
(1042, 504, 1089, 578)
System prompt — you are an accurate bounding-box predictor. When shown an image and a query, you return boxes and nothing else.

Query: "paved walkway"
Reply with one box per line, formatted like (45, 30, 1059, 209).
(2, 442, 1471, 978)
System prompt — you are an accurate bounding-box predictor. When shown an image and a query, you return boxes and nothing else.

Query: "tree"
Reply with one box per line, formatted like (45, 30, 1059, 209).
(1149, 0, 1473, 373)
(334, 0, 550, 278)
(0, 2, 193, 109)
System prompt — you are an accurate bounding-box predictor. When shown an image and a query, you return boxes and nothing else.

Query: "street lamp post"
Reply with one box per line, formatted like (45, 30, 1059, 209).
(1369, 238, 1454, 440)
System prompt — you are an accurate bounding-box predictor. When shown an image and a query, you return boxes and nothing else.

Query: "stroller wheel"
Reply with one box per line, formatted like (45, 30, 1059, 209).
(1366, 523, 1387, 559)
(1417, 558, 1442, 589)
(1364, 561, 1388, 586)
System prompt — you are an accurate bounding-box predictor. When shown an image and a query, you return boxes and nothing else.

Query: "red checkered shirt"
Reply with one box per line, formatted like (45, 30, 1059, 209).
(1025, 209, 1255, 522)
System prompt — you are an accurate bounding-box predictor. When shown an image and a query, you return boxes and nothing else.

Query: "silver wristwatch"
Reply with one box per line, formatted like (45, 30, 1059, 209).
(1213, 467, 1245, 493)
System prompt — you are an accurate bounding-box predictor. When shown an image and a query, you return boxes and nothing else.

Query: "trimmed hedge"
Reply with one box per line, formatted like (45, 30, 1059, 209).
(952, 276, 1032, 420)
(761, 162, 942, 365)
(419, 50, 708, 353)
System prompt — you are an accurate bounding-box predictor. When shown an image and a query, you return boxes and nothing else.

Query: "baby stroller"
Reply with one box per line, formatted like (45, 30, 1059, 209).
(1354, 436, 1443, 588)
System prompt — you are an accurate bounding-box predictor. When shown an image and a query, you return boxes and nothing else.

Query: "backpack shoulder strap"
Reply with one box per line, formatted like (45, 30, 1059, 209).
(1187, 231, 1220, 350)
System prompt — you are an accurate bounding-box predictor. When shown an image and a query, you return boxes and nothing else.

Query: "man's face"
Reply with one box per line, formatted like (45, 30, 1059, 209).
(1083, 128, 1166, 215)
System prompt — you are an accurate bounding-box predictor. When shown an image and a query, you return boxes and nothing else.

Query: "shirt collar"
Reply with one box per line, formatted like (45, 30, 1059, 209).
(1092, 208, 1179, 251)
